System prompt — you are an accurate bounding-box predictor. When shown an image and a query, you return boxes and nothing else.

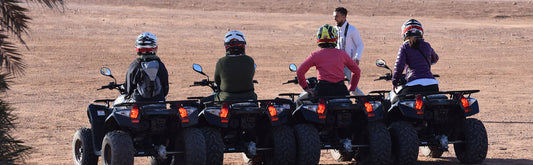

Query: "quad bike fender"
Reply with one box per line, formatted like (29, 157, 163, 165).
(464, 100, 480, 117)
(270, 109, 291, 127)
(180, 108, 201, 127)
(199, 109, 229, 128)
(389, 101, 423, 119)
(269, 98, 294, 127)
(105, 108, 140, 129)
(367, 104, 386, 122)
(87, 104, 108, 153)
(292, 105, 325, 124)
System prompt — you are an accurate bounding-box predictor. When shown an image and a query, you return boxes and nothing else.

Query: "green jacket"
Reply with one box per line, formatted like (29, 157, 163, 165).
(214, 55, 257, 101)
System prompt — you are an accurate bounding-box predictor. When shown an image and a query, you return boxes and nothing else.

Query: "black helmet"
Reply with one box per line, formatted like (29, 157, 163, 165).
(401, 19, 424, 41)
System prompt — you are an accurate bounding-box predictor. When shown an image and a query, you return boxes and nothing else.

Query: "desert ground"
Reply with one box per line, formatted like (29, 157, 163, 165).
(6, 0, 533, 164)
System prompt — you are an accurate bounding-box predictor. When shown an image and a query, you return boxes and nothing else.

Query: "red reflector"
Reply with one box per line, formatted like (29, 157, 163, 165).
(364, 102, 373, 113)
(268, 106, 277, 117)
(178, 107, 188, 118)
(415, 95, 424, 114)
(317, 99, 326, 115)
(268, 105, 279, 121)
(178, 106, 189, 123)
(365, 102, 376, 117)
(461, 96, 471, 113)
(130, 104, 139, 119)
(220, 103, 229, 119)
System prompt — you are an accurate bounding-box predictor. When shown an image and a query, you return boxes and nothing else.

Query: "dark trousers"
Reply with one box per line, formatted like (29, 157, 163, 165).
(315, 80, 348, 97)
(399, 84, 439, 95)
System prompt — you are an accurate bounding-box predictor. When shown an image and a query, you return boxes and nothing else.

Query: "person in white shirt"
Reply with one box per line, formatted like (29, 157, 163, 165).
(334, 7, 365, 96)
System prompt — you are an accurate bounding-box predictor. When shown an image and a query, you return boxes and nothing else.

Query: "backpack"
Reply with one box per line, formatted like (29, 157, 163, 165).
(136, 60, 162, 99)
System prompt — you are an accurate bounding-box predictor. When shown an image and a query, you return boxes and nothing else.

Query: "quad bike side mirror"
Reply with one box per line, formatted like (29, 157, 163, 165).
(100, 67, 116, 83)
(375, 59, 391, 71)
(192, 64, 208, 77)
(100, 67, 112, 76)
(289, 64, 297, 72)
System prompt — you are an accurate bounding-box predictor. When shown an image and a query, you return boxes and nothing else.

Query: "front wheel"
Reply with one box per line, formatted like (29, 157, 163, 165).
(73, 127, 98, 165)
(454, 118, 488, 164)
(293, 124, 320, 165)
(389, 121, 418, 165)
(101, 131, 135, 165)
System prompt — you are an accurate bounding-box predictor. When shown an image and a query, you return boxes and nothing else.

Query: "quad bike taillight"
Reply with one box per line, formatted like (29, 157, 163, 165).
(460, 95, 471, 113)
(220, 103, 229, 123)
(130, 104, 140, 123)
(268, 105, 279, 121)
(178, 105, 190, 123)
(317, 99, 326, 119)
(364, 102, 375, 117)
(415, 94, 424, 115)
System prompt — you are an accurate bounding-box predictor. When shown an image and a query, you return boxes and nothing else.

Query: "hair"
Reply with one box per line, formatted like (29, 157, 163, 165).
(318, 43, 336, 49)
(335, 7, 348, 16)
(226, 46, 245, 55)
(407, 36, 421, 49)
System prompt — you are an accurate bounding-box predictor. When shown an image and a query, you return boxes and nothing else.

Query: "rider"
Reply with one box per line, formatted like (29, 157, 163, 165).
(392, 19, 439, 95)
(297, 24, 361, 97)
(125, 32, 169, 102)
(213, 30, 257, 101)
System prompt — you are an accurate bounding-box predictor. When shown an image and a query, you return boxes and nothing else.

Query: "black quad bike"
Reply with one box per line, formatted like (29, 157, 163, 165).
(277, 64, 391, 165)
(370, 59, 488, 164)
(72, 67, 206, 165)
(187, 64, 296, 165)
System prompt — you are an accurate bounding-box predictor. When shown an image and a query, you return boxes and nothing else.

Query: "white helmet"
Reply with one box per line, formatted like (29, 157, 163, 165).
(135, 32, 158, 55)
(224, 30, 246, 50)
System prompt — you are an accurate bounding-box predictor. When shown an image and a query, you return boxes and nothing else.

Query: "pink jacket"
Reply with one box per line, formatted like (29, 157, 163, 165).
(297, 48, 360, 91)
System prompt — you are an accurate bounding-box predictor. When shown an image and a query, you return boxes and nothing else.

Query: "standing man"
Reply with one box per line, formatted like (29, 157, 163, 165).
(334, 7, 365, 95)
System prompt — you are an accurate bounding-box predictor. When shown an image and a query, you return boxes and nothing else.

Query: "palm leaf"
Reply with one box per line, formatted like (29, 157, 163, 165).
(0, 30, 24, 76)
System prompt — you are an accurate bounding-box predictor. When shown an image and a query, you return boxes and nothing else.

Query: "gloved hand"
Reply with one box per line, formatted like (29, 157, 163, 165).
(304, 87, 315, 96)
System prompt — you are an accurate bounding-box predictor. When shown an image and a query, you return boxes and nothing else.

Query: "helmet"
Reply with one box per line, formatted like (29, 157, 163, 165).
(135, 32, 158, 55)
(224, 30, 246, 49)
(401, 19, 424, 41)
(316, 24, 338, 44)
(224, 30, 246, 55)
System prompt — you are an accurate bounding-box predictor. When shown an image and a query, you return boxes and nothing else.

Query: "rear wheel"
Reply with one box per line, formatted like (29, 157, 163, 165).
(420, 146, 444, 158)
(73, 127, 98, 165)
(202, 127, 224, 165)
(389, 121, 418, 165)
(101, 131, 135, 165)
(174, 128, 206, 165)
(361, 122, 392, 165)
(262, 125, 296, 165)
(454, 118, 488, 164)
(293, 124, 320, 165)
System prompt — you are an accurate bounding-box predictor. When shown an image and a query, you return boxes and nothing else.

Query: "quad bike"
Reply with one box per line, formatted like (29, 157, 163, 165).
(277, 64, 391, 165)
(72, 67, 206, 165)
(370, 59, 488, 164)
(187, 64, 296, 165)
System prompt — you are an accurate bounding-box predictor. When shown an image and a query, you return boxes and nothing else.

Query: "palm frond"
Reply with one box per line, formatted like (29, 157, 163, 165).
(26, 0, 63, 9)
(0, 30, 24, 76)
(0, 0, 31, 46)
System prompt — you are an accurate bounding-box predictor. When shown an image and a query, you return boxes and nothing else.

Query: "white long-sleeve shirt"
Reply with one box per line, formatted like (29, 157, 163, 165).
(336, 21, 364, 61)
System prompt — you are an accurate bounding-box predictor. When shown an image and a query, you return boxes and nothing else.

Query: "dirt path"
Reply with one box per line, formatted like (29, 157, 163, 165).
(8, 1, 533, 164)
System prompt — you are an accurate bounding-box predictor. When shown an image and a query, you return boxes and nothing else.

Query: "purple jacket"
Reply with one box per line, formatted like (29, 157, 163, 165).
(392, 39, 439, 86)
